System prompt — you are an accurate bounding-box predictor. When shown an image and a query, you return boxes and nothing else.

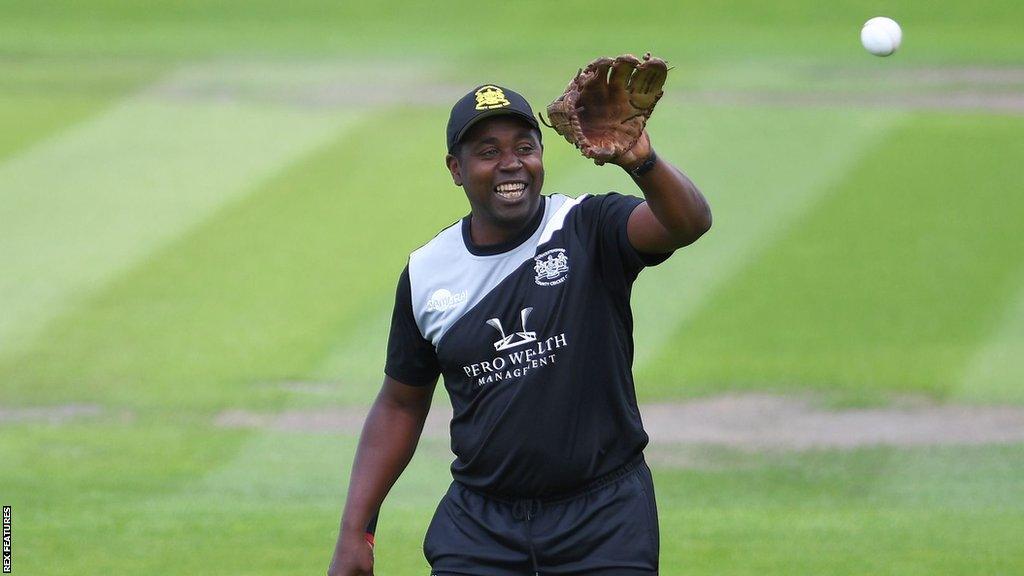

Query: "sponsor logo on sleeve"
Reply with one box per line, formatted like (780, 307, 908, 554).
(426, 288, 468, 313)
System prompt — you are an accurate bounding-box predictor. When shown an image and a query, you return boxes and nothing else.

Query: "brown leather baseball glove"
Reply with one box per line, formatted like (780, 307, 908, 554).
(542, 53, 668, 165)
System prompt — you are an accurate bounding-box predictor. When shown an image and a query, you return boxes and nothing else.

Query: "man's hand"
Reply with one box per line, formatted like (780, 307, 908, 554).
(326, 376, 435, 576)
(327, 531, 374, 576)
(611, 130, 652, 171)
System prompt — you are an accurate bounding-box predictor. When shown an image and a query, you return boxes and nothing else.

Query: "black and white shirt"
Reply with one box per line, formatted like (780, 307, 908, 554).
(386, 193, 671, 498)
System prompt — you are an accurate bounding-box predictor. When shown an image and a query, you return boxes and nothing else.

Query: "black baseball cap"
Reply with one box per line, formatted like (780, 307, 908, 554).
(446, 84, 541, 153)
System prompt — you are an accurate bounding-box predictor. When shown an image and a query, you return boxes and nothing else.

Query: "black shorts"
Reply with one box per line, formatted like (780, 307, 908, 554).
(424, 455, 659, 576)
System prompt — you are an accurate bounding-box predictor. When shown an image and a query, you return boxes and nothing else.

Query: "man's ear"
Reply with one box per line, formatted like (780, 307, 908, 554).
(445, 154, 463, 187)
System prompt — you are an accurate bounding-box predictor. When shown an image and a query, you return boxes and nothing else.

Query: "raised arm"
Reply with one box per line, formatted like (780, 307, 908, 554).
(327, 375, 437, 576)
(617, 131, 712, 254)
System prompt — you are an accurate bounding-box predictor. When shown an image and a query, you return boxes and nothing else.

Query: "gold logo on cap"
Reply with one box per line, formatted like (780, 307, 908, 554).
(475, 85, 511, 110)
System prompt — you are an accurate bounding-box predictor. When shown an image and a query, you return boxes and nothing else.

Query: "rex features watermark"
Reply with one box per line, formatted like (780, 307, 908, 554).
(3, 505, 10, 574)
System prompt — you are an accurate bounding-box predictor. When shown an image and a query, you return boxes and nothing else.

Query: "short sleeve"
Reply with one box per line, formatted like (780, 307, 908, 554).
(586, 193, 674, 288)
(384, 266, 442, 386)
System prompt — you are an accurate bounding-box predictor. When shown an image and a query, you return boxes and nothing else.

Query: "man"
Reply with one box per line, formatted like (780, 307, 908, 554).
(328, 83, 711, 575)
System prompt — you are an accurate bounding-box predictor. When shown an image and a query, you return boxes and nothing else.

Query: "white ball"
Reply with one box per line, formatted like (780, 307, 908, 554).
(861, 16, 902, 57)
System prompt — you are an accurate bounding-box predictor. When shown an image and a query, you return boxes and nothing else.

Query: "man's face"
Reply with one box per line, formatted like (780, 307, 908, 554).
(446, 116, 544, 230)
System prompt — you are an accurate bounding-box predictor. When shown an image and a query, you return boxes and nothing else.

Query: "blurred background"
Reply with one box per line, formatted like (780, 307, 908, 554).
(2, 1, 1023, 574)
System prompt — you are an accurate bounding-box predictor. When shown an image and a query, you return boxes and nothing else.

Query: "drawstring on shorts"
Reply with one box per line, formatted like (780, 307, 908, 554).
(511, 498, 542, 575)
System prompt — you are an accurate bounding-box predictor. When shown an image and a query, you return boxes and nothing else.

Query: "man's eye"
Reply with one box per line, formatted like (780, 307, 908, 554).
(479, 149, 499, 158)
(517, 145, 535, 154)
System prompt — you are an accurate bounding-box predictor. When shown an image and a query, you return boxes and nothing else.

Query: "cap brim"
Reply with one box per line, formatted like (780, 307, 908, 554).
(452, 108, 540, 151)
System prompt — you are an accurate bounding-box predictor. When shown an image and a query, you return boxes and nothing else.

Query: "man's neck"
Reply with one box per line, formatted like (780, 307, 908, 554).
(469, 203, 542, 248)
(469, 216, 526, 247)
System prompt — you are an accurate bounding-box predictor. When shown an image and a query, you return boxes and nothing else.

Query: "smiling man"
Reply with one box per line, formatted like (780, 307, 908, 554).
(329, 82, 711, 576)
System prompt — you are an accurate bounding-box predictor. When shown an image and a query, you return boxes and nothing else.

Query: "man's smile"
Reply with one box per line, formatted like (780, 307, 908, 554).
(494, 181, 528, 201)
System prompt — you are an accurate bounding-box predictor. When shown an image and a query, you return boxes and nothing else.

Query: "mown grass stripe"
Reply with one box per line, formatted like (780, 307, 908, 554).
(953, 275, 1024, 404)
(0, 79, 361, 355)
(0, 56, 165, 160)
(638, 112, 1024, 403)
(0, 108, 473, 411)
(628, 107, 901, 371)
(0, 94, 113, 162)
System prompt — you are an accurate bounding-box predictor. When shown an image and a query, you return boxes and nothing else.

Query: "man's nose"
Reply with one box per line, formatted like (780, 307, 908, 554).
(498, 151, 523, 170)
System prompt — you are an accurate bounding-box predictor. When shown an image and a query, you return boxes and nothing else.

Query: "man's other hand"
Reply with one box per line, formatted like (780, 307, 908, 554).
(327, 531, 374, 576)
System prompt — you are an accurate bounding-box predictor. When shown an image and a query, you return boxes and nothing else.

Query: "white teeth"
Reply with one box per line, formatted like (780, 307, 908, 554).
(497, 191, 522, 200)
(496, 182, 526, 192)
(495, 182, 527, 199)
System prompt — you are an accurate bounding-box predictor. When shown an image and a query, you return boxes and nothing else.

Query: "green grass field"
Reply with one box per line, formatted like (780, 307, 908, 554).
(2, 1, 1023, 574)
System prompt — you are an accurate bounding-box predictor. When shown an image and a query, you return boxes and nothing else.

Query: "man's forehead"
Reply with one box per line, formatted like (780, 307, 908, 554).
(462, 116, 540, 144)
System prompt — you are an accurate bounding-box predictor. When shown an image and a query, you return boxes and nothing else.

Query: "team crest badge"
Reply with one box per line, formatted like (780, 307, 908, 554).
(534, 248, 569, 286)
(475, 85, 511, 110)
